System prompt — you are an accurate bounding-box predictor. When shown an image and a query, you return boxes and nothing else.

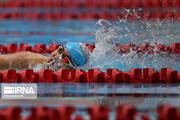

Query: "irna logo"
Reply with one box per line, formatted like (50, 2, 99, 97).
(4, 86, 35, 94)
(1, 84, 37, 99)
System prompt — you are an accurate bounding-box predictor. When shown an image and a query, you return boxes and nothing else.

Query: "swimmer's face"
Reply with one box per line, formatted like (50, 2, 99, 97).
(61, 46, 71, 58)
(50, 45, 73, 69)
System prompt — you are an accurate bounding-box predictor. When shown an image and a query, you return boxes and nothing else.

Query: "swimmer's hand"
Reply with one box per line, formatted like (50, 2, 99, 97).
(48, 49, 60, 62)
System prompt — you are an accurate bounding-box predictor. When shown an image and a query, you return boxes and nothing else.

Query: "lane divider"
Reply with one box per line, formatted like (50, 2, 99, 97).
(0, 11, 179, 20)
(0, 30, 94, 36)
(0, 42, 179, 54)
(1, 30, 179, 37)
(0, 104, 179, 120)
(1, 68, 180, 83)
(0, 0, 179, 8)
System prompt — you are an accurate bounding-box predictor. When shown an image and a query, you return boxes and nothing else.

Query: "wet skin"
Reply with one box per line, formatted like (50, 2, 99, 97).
(0, 46, 72, 70)
(49, 45, 71, 63)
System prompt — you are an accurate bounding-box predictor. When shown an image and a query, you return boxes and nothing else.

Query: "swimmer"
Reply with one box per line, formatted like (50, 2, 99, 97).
(0, 42, 90, 71)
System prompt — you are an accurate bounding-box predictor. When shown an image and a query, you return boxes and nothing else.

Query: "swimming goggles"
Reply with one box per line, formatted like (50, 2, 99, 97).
(57, 45, 75, 68)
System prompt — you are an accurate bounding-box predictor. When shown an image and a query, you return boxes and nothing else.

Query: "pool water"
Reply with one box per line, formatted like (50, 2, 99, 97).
(0, 19, 179, 45)
(0, 19, 179, 72)
(0, 83, 180, 120)
(0, 18, 179, 119)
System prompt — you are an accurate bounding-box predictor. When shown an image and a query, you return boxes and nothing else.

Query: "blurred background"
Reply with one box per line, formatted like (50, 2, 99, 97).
(0, 0, 180, 45)
(0, 0, 179, 120)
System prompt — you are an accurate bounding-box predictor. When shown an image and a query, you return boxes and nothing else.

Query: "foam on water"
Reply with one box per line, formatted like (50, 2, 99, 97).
(32, 55, 66, 72)
(81, 16, 179, 72)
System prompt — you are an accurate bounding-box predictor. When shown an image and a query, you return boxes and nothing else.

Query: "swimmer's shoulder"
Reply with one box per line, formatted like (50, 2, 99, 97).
(14, 51, 41, 56)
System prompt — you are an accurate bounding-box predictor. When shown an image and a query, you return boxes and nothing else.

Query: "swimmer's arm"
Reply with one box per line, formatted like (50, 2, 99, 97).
(0, 55, 9, 69)
(0, 52, 49, 70)
(49, 49, 60, 62)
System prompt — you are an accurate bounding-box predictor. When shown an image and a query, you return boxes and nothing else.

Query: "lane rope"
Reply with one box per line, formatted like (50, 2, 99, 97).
(0, 105, 179, 120)
(0, 11, 179, 20)
(0, 42, 179, 54)
(0, 68, 179, 83)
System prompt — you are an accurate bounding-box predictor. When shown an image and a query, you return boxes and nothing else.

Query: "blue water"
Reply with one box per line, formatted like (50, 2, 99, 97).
(0, 19, 179, 45)
(0, 19, 179, 119)
(0, 83, 180, 120)
(0, 19, 97, 45)
(0, 19, 179, 72)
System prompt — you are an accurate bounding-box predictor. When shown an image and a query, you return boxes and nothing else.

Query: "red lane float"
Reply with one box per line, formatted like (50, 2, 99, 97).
(54, 69, 88, 82)
(6, 43, 17, 53)
(1, 104, 180, 120)
(116, 105, 137, 120)
(17, 69, 34, 82)
(0, 11, 179, 20)
(0, 42, 179, 54)
(19, 43, 32, 52)
(33, 44, 46, 53)
(0, 0, 180, 20)
(88, 105, 109, 120)
(0, 0, 180, 8)
(105, 69, 124, 83)
(157, 104, 178, 120)
(26, 106, 56, 120)
(0, 69, 16, 82)
(125, 68, 142, 83)
(47, 43, 60, 52)
(26, 106, 75, 120)
(84, 43, 95, 52)
(0, 106, 22, 120)
(161, 68, 179, 83)
(171, 42, 180, 54)
(34, 69, 53, 82)
(0, 45, 7, 53)
(1, 30, 94, 36)
(0, 68, 179, 83)
(142, 68, 160, 83)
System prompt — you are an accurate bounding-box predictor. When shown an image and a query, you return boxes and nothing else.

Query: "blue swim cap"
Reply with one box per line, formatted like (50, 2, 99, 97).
(65, 42, 86, 66)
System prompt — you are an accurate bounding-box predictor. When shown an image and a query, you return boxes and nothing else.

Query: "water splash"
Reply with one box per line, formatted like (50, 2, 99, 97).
(30, 11, 179, 72)
(32, 56, 66, 72)
(84, 17, 179, 72)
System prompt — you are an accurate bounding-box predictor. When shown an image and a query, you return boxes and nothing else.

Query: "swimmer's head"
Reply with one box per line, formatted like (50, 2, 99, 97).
(65, 42, 90, 67)
(48, 42, 90, 70)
